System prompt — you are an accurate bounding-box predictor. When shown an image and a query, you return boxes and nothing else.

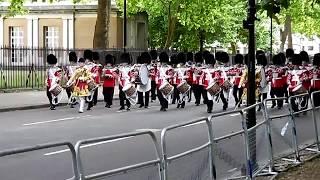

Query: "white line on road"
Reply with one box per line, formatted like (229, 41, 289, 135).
(44, 137, 131, 156)
(23, 115, 91, 126)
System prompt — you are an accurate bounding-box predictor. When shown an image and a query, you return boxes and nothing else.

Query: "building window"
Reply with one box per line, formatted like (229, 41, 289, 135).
(308, 46, 314, 51)
(9, 26, 24, 63)
(43, 26, 59, 48)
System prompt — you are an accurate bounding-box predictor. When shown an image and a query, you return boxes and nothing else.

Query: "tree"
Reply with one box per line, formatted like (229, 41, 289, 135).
(93, 0, 111, 48)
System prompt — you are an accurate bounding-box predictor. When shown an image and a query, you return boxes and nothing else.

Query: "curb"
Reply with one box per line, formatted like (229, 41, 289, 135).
(0, 98, 120, 113)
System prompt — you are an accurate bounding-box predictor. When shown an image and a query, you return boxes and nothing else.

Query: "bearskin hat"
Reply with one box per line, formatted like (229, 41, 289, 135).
(194, 52, 203, 63)
(105, 54, 114, 65)
(206, 54, 215, 65)
(272, 54, 282, 65)
(170, 54, 178, 65)
(234, 54, 244, 65)
(300, 51, 309, 63)
(215, 52, 222, 62)
(140, 52, 152, 64)
(257, 53, 267, 66)
(68, 51, 77, 63)
(286, 48, 294, 59)
(149, 50, 158, 60)
(47, 54, 57, 65)
(219, 52, 229, 63)
(256, 50, 265, 59)
(177, 52, 186, 64)
(159, 52, 169, 63)
(78, 57, 85, 63)
(83, 49, 93, 61)
(291, 54, 302, 66)
(187, 52, 194, 62)
(120, 52, 131, 64)
(92, 51, 100, 61)
(313, 53, 320, 66)
(244, 54, 248, 65)
(278, 52, 286, 65)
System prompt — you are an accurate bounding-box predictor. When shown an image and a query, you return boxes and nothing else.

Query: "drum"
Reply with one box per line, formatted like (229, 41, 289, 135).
(206, 82, 221, 96)
(222, 80, 232, 90)
(123, 84, 137, 97)
(49, 84, 63, 97)
(177, 81, 191, 94)
(139, 65, 149, 85)
(312, 79, 320, 89)
(292, 84, 307, 95)
(87, 80, 98, 92)
(159, 81, 174, 97)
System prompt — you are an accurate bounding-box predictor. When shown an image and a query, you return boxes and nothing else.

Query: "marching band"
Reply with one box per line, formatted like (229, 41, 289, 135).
(45, 49, 320, 114)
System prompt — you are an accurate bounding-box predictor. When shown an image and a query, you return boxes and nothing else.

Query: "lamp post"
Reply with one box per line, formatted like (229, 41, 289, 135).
(243, 0, 257, 173)
(123, 0, 127, 52)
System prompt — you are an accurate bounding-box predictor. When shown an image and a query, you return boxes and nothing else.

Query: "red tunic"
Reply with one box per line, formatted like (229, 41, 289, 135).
(311, 67, 320, 90)
(266, 65, 286, 88)
(46, 66, 62, 89)
(287, 68, 311, 92)
(102, 68, 116, 88)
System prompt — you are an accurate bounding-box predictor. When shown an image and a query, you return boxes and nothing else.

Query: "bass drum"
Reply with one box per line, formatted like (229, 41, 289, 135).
(139, 64, 149, 85)
(159, 81, 174, 97)
(177, 81, 191, 94)
(206, 82, 221, 96)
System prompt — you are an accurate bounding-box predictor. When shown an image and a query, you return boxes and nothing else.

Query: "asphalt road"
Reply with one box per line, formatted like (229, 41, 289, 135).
(0, 97, 318, 180)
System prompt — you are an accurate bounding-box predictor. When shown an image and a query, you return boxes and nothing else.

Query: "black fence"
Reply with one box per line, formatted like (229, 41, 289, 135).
(0, 46, 145, 89)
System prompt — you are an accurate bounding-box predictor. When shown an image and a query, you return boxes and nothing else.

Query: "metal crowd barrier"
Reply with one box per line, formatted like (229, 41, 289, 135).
(208, 110, 250, 180)
(263, 97, 300, 165)
(0, 142, 79, 180)
(160, 117, 215, 180)
(241, 103, 276, 179)
(289, 93, 319, 156)
(75, 130, 162, 180)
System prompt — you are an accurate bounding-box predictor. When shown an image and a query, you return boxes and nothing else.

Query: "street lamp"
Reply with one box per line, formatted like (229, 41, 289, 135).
(123, 0, 127, 52)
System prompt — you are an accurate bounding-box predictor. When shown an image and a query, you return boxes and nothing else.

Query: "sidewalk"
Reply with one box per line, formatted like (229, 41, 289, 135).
(0, 86, 119, 112)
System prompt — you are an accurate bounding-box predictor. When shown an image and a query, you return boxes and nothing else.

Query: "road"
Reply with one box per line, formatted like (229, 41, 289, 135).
(0, 98, 318, 180)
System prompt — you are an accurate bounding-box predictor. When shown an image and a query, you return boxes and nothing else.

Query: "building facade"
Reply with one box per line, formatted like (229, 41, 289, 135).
(0, 0, 148, 65)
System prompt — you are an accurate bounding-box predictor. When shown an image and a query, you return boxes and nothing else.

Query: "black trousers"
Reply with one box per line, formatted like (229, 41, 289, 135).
(119, 85, 131, 108)
(310, 88, 320, 107)
(258, 93, 268, 103)
(93, 88, 98, 105)
(138, 91, 150, 107)
(284, 85, 289, 101)
(151, 81, 157, 100)
(270, 87, 285, 108)
(187, 82, 192, 102)
(172, 85, 178, 104)
(157, 88, 168, 109)
(103, 87, 114, 106)
(220, 91, 228, 108)
(232, 85, 243, 106)
(46, 87, 57, 107)
(66, 87, 72, 99)
(193, 84, 203, 105)
(289, 92, 308, 112)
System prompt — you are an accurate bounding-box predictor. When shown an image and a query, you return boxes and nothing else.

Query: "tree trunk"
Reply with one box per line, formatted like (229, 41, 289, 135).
(287, 15, 293, 49)
(164, 3, 177, 49)
(231, 42, 237, 55)
(93, 0, 111, 48)
(199, 30, 205, 52)
(279, 14, 290, 52)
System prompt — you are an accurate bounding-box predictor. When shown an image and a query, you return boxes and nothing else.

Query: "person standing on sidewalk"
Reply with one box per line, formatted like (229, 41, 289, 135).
(67, 58, 93, 113)
(102, 54, 116, 108)
(46, 54, 62, 110)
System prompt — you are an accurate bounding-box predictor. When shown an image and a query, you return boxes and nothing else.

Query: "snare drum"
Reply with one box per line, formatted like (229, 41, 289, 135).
(87, 80, 98, 92)
(292, 84, 307, 95)
(49, 84, 63, 97)
(123, 84, 136, 97)
(159, 81, 174, 97)
(222, 80, 232, 90)
(206, 82, 221, 96)
(177, 81, 191, 94)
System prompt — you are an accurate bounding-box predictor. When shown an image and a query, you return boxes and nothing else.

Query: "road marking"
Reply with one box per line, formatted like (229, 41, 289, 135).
(23, 115, 91, 126)
(44, 137, 131, 156)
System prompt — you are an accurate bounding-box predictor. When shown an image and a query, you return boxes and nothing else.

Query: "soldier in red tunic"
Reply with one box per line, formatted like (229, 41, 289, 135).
(310, 53, 320, 107)
(46, 54, 62, 110)
(193, 52, 205, 106)
(267, 54, 286, 109)
(102, 54, 116, 108)
(186, 52, 194, 102)
(149, 50, 158, 102)
(231, 54, 244, 107)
